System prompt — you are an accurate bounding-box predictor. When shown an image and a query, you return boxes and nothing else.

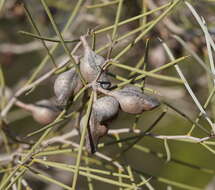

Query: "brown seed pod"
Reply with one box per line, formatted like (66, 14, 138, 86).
(81, 114, 108, 154)
(16, 99, 59, 125)
(85, 119, 108, 154)
(80, 36, 110, 89)
(110, 85, 160, 114)
(81, 96, 119, 153)
(54, 68, 83, 108)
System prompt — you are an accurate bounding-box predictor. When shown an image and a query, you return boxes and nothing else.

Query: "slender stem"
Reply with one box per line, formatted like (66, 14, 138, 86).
(111, 0, 124, 40)
(86, 0, 119, 9)
(161, 39, 215, 134)
(84, 152, 94, 190)
(34, 159, 132, 188)
(114, 111, 166, 156)
(40, 0, 86, 85)
(188, 86, 215, 135)
(72, 93, 94, 189)
(96, 21, 153, 54)
(129, 39, 150, 77)
(0, 0, 5, 12)
(95, 2, 171, 34)
(0, 110, 66, 189)
(26, 0, 85, 85)
(19, 31, 80, 43)
(110, 61, 183, 84)
(0, 66, 5, 109)
(114, 0, 182, 60)
(141, 0, 148, 27)
(0, 57, 68, 118)
(110, 56, 188, 91)
(23, 3, 57, 67)
(172, 35, 214, 77)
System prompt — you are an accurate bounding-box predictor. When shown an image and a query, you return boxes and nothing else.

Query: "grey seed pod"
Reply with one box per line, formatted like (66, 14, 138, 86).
(16, 99, 59, 125)
(111, 85, 160, 114)
(32, 100, 59, 125)
(80, 36, 110, 89)
(92, 96, 119, 123)
(80, 96, 119, 153)
(54, 68, 83, 108)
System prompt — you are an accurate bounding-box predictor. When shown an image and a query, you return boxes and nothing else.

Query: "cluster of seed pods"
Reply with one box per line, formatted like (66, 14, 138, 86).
(52, 36, 160, 153)
(54, 36, 111, 108)
(0, 35, 111, 128)
(1, 36, 160, 153)
(0, 35, 110, 126)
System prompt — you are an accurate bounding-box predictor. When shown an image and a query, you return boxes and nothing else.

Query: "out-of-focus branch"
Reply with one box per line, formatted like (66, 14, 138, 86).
(147, 0, 185, 35)
(147, 133, 213, 142)
(0, 37, 83, 118)
(107, 128, 214, 143)
(42, 129, 124, 170)
(0, 41, 53, 54)
(0, 58, 67, 117)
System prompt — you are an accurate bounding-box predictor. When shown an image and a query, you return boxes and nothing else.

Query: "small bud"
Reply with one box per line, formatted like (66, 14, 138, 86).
(80, 36, 111, 89)
(111, 85, 160, 114)
(54, 68, 83, 108)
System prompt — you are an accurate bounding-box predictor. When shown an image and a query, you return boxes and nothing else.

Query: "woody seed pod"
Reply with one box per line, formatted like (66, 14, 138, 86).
(110, 85, 160, 114)
(92, 96, 119, 123)
(16, 99, 59, 125)
(80, 36, 110, 89)
(85, 116, 108, 154)
(32, 100, 59, 124)
(81, 96, 119, 153)
(54, 68, 83, 108)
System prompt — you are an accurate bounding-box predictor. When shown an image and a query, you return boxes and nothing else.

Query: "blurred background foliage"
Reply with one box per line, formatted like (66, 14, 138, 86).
(0, 0, 215, 189)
